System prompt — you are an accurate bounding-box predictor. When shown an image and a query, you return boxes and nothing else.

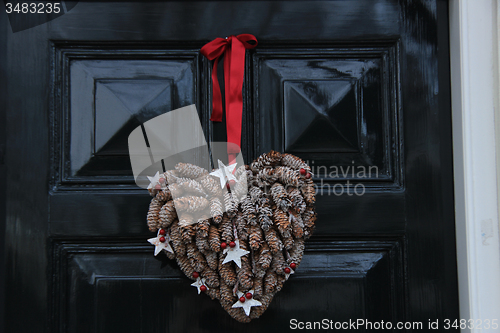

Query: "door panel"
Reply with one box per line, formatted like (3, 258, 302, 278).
(3, 1, 458, 332)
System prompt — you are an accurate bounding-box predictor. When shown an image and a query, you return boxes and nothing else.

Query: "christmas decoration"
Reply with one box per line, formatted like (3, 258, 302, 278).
(147, 229, 174, 256)
(145, 151, 316, 322)
(232, 289, 262, 316)
(191, 276, 209, 294)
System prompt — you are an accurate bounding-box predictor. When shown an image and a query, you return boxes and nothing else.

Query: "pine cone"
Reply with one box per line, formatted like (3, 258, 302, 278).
(209, 197, 224, 224)
(196, 235, 210, 252)
(175, 162, 209, 179)
(220, 214, 235, 243)
(275, 166, 299, 187)
(205, 287, 220, 301)
(301, 178, 316, 205)
(257, 167, 277, 186)
(276, 274, 287, 292)
(290, 211, 304, 238)
(235, 211, 249, 241)
(284, 234, 295, 250)
(180, 224, 195, 243)
(256, 243, 272, 269)
(186, 243, 208, 273)
(271, 250, 286, 275)
(253, 264, 267, 279)
(147, 198, 162, 231)
(219, 254, 237, 287)
(234, 165, 247, 179)
(168, 183, 183, 198)
(250, 150, 282, 172)
(249, 225, 263, 250)
(178, 179, 207, 197)
(248, 186, 264, 204)
(257, 202, 273, 232)
(158, 200, 177, 229)
(163, 169, 180, 184)
(232, 178, 248, 204)
(178, 213, 194, 227)
(199, 175, 222, 196)
(223, 192, 237, 218)
(156, 188, 172, 202)
(281, 153, 310, 172)
(241, 196, 257, 225)
(236, 240, 253, 290)
(271, 183, 291, 211)
(176, 255, 195, 279)
(219, 280, 237, 305)
(264, 271, 278, 294)
(287, 187, 306, 214)
(273, 207, 291, 238)
(169, 220, 186, 256)
(196, 218, 210, 238)
(208, 225, 221, 252)
(265, 227, 283, 253)
(302, 206, 317, 239)
(289, 238, 305, 266)
(252, 277, 264, 298)
(205, 251, 218, 270)
(201, 267, 220, 288)
(174, 196, 209, 213)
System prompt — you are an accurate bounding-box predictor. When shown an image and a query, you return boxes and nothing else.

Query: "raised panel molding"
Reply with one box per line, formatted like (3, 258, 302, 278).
(51, 238, 405, 332)
(252, 42, 403, 190)
(51, 42, 402, 192)
(51, 43, 202, 191)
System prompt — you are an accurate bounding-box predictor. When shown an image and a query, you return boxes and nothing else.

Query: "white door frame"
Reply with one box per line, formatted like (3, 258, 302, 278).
(450, 1, 500, 332)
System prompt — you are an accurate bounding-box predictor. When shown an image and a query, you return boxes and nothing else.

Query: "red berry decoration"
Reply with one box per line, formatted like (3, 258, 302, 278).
(155, 184, 161, 190)
(159, 236, 166, 243)
(245, 292, 253, 299)
(284, 267, 291, 274)
(221, 242, 227, 249)
(226, 183, 231, 190)
(229, 179, 236, 187)
(299, 168, 306, 175)
(290, 262, 297, 269)
(159, 229, 166, 236)
(229, 241, 236, 248)
(200, 285, 207, 292)
(305, 173, 311, 179)
(159, 177, 166, 184)
(239, 296, 246, 303)
(192, 272, 199, 278)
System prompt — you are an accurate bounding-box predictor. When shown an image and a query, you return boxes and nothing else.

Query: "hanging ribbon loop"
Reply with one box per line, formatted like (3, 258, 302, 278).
(201, 34, 258, 164)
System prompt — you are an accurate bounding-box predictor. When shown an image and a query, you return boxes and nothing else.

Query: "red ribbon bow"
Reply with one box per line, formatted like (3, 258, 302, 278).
(201, 34, 258, 164)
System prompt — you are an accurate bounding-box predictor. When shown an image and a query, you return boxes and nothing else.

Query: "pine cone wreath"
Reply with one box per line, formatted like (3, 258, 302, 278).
(144, 153, 316, 322)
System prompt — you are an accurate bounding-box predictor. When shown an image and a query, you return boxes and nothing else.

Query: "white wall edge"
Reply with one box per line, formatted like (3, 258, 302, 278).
(450, 1, 500, 332)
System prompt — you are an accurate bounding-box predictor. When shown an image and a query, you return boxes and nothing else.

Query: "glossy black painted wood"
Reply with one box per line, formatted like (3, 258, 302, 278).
(3, 1, 459, 332)
(0, 7, 7, 332)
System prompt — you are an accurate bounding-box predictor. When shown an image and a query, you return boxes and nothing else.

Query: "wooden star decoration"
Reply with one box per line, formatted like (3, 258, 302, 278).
(209, 160, 237, 188)
(147, 230, 174, 256)
(232, 290, 262, 316)
(147, 171, 161, 190)
(191, 277, 209, 294)
(222, 239, 249, 268)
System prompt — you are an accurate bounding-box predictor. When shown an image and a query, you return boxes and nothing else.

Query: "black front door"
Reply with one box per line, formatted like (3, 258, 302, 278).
(3, 1, 459, 332)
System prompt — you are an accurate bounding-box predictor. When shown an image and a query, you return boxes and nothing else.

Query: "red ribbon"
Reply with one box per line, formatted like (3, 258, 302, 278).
(201, 34, 258, 164)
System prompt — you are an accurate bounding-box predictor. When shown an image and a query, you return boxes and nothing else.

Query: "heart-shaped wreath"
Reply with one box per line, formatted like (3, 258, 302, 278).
(146, 150, 316, 322)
